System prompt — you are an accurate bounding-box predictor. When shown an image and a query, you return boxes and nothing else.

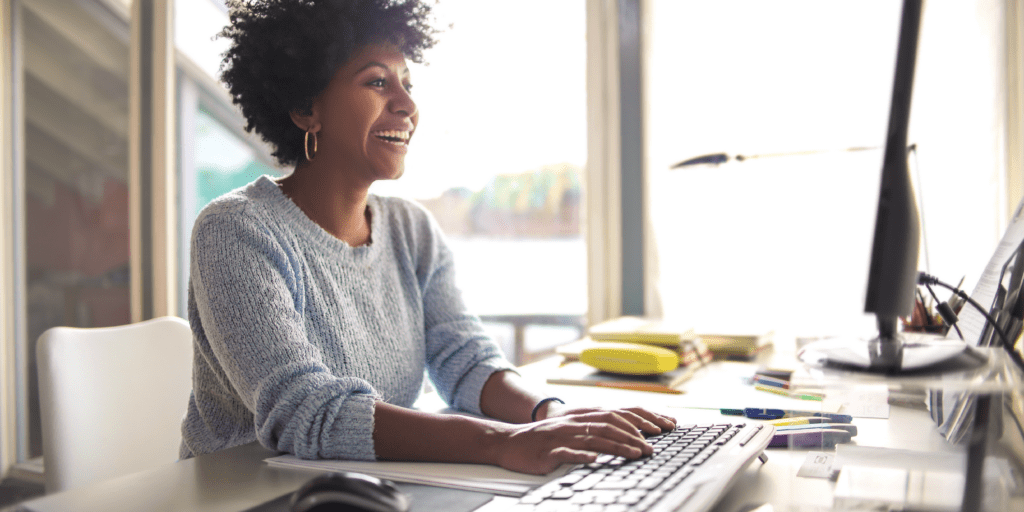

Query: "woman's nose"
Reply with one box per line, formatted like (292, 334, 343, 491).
(391, 86, 417, 117)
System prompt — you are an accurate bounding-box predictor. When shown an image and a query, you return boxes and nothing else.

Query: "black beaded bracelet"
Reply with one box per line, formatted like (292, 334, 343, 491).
(531, 397, 565, 422)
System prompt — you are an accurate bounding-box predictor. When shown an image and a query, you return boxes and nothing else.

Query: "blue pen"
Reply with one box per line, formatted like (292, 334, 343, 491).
(737, 409, 854, 423)
(743, 408, 786, 419)
(690, 407, 853, 423)
(716, 408, 786, 419)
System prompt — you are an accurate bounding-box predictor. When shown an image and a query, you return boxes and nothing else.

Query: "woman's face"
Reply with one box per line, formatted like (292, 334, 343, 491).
(304, 44, 418, 183)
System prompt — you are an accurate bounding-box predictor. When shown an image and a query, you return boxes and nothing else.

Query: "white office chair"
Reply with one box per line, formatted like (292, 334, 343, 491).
(35, 316, 193, 493)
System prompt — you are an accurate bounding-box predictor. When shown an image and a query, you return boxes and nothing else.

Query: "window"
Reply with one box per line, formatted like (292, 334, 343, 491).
(371, 0, 589, 363)
(175, 0, 282, 315)
(14, 0, 131, 459)
(175, 0, 589, 363)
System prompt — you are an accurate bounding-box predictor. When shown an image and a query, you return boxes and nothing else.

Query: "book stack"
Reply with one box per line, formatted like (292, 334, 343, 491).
(548, 317, 712, 394)
(556, 316, 711, 366)
(698, 332, 774, 361)
(587, 316, 697, 347)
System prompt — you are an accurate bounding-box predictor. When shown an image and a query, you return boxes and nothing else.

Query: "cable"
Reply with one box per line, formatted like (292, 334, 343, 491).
(918, 272, 1010, 347)
(918, 271, 1024, 369)
(922, 281, 964, 340)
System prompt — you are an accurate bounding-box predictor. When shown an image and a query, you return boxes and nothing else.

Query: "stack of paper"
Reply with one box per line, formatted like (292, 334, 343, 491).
(698, 332, 774, 360)
(556, 336, 711, 367)
(264, 455, 569, 497)
(588, 316, 696, 347)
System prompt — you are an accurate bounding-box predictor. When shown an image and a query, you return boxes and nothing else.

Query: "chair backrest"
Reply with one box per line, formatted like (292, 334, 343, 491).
(36, 316, 193, 493)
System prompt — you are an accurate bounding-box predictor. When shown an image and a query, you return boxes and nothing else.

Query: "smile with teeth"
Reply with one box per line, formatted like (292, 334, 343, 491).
(372, 130, 411, 145)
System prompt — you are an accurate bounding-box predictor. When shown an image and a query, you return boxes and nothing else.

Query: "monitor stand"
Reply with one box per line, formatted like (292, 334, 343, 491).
(797, 316, 987, 373)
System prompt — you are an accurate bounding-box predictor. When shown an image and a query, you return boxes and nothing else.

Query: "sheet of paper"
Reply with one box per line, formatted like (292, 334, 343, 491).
(822, 384, 890, 418)
(958, 198, 1024, 345)
(264, 455, 568, 497)
(796, 451, 837, 479)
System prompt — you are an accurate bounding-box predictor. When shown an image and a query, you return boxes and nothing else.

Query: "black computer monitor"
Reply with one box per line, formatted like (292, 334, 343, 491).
(798, 0, 975, 373)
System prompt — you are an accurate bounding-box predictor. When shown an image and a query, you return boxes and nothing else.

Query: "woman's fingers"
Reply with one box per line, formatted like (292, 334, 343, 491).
(614, 408, 677, 435)
(556, 406, 676, 435)
(600, 409, 662, 435)
(573, 410, 658, 442)
(576, 421, 652, 456)
(575, 424, 647, 458)
(549, 446, 600, 464)
(631, 407, 678, 431)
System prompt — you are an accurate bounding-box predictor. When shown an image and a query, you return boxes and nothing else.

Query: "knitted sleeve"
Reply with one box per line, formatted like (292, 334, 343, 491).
(190, 204, 380, 460)
(408, 204, 517, 415)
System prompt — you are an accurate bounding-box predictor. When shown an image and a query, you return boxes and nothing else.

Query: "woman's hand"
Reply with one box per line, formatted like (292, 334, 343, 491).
(542, 403, 677, 436)
(487, 408, 677, 475)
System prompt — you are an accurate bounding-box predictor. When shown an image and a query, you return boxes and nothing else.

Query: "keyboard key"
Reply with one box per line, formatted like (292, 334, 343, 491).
(616, 493, 643, 505)
(550, 488, 575, 500)
(571, 474, 606, 491)
(557, 473, 586, 486)
(593, 480, 637, 491)
(637, 478, 663, 489)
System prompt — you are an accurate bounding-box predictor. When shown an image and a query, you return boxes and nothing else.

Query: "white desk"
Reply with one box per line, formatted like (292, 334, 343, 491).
(15, 351, 1024, 512)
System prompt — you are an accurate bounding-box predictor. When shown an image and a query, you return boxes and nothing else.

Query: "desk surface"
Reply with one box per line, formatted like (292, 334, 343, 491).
(16, 354, 1021, 512)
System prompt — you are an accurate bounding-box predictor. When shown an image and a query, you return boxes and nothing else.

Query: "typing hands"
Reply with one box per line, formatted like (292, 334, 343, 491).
(489, 407, 676, 475)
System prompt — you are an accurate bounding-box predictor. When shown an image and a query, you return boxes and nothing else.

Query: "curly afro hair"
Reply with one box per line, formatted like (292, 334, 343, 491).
(219, 0, 438, 167)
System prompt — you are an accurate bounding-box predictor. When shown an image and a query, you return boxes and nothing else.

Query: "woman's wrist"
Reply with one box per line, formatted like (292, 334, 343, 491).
(467, 415, 514, 466)
(374, 403, 509, 465)
(531, 397, 565, 422)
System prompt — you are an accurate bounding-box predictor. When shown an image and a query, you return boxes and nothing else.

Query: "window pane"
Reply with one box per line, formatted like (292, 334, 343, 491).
(19, 0, 131, 457)
(189, 109, 279, 220)
(175, 0, 282, 315)
(371, 0, 588, 363)
(647, 1, 901, 334)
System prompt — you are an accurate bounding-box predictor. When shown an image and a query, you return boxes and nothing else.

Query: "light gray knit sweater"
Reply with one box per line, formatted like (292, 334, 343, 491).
(179, 175, 514, 460)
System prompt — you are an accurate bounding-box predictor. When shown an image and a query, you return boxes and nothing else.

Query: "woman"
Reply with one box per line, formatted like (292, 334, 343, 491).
(180, 0, 676, 475)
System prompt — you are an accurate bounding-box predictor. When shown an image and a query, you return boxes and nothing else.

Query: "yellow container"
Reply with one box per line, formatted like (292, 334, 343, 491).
(580, 342, 680, 375)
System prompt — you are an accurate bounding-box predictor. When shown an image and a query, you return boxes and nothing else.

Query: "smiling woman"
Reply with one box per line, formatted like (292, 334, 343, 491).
(179, 0, 676, 474)
(279, 44, 419, 244)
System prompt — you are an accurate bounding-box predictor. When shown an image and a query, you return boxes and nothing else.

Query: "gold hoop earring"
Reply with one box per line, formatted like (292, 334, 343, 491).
(304, 130, 318, 161)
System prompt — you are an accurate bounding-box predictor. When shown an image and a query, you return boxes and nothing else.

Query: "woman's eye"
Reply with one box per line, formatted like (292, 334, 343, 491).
(368, 78, 386, 87)
(403, 83, 413, 93)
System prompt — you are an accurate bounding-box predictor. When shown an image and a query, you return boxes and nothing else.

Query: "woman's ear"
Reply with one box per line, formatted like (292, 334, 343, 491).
(289, 106, 321, 133)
